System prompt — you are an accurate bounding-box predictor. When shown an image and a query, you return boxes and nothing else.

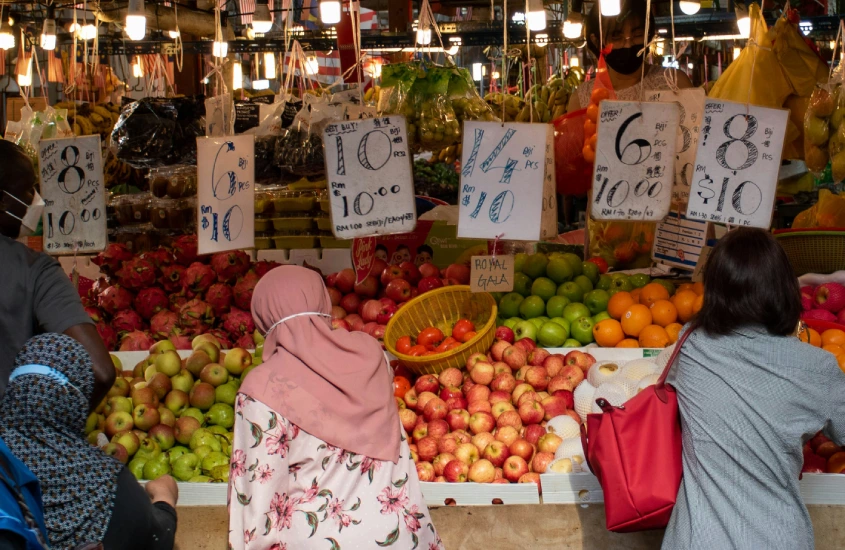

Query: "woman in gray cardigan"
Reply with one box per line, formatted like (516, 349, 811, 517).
(662, 228, 845, 550)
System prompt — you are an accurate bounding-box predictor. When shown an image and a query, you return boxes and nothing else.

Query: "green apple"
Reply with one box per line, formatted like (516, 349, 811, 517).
(519, 296, 546, 319)
(529, 318, 546, 331)
(171, 369, 195, 394)
(150, 340, 177, 356)
(629, 273, 651, 288)
(514, 252, 528, 274)
(111, 354, 123, 371)
(592, 311, 612, 324)
(538, 321, 568, 347)
(531, 277, 557, 302)
(581, 261, 600, 284)
(513, 273, 533, 297)
(85, 412, 99, 435)
(596, 274, 613, 291)
(499, 292, 524, 319)
(562, 303, 591, 324)
(654, 279, 676, 295)
(563, 339, 582, 348)
(545, 295, 570, 318)
(504, 317, 521, 329)
(556, 282, 584, 303)
(574, 275, 594, 295)
(143, 454, 171, 480)
(561, 253, 583, 277)
(522, 253, 549, 278)
(489, 292, 504, 304)
(172, 453, 201, 481)
(546, 258, 574, 284)
(128, 457, 147, 480)
(584, 289, 610, 315)
(513, 320, 538, 341)
(155, 350, 182, 377)
(609, 276, 633, 293)
(570, 317, 596, 345)
(549, 317, 571, 333)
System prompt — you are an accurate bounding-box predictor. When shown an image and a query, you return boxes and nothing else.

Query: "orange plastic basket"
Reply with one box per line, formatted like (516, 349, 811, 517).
(384, 286, 497, 376)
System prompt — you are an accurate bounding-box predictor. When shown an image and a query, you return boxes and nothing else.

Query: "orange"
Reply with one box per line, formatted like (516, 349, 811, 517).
(591, 87, 611, 103)
(690, 282, 705, 295)
(823, 344, 844, 356)
(586, 103, 599, 123)
(677, 283, 696, 293)
(621, 304, 653, 337)
(650, 299, 678, 327)
(584, 120, 597, 138)
(582, 144, 596, 163)
(838, 354, 845, 374)
(692, 294, 704, 314)
(822, 329, 845, 347)
(803, 328, 822, 347)
(672, 290, 698, 323)
(639, 325, 671, 348)
(607, 291, 635, 320)
(630, 288, 642, 304)
(665, 323, 683, 344)
(593, 319, 625, 347)
(616, 338, 640, 348)
(639, 282, 670, 307)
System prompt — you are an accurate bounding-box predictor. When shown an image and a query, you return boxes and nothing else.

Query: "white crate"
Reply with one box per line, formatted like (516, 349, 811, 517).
(539, 473, 603, 504)
(420, 481, 540, 507)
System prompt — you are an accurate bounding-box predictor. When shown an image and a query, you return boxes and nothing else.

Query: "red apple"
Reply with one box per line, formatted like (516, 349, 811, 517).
(468, 458, 496, 483)
(524, 424, 546, 445)
(517, 391, 541, 407)
(416, 461, 435, 482)
(455, 443, 480, 466)
(331, 318, 350, 331)
(385, 279, 412, 303)
(427, 419, 449, 439)
(483, 440, 511, 468)
(511, 383, 534, 405)
(446, 409, 470, 432)
(335, 269, 356, 293)
(531, 452, 554, 474)
(438, 434, 459, 455)
(412, 423, 428, 442)
(552, 389, 575, 409)
(528, 348, 550, 366)
(433, 453, 456, 477)
(494, 426, 520, 447)
(491, 401, 515, 420)
(564, 350, 596, 373)
(369, 258, 388, 280)
(541, 396, 569, 421)
(417, 436, 439, 462)
(445, 396, 468, 411)
(354, 275, 379, 297)
(518, 472, 541, 490)
(494, 326, 515, 344)
(537, 433, 563, 454)
(376, 303, 397, 325)
(802, 453, 827, 474)
(418, 263, 440, 278)
(810, 433, 831, 451)
(466, 353, 489, 370)
(398, 262, 421, 285)
(344, 313, 364, 331)
(503, 346, 527, 370)
(415, 375, 440, 395)
(491, 373, 517, 394)
(422, 396, 446, 421)
(404, 388, 418, 409)
(472, 432, 496, 454)
(524, 366, 550, 391)
(560, 364, 585, 387)
(470, 362, 495, 385)
(417, 276, 443, 293)
(339, 293, 361, 315)
(492, 362, 511, 375)
(490, 340, 512, 361)
(816, 441, 842, 459)
(564, 409, 582, 426)
(503, 455, 529, 482)
(452, 430, 472, 445)
(399, 409, 417, 433)
(497, 410, 523, 430)
(543, 355, 565, 377)
(465, 385, 490, 404)
(443, 263, 471, 285)
(360, 300, 381, 323)
(509, 438, 535, 462)
(514, 338, 537, 353)
(438, 367, 463, 388)
(548, 375, 575, 394)
(519, 400, 545, 425)
(468, 400, 492, 415)
(444, 459, 469, 482)
(439, 385, 463, 402)
(380, 265, 404, 285)
(469, 412, 496, 435)
(489, 391, 511, 405)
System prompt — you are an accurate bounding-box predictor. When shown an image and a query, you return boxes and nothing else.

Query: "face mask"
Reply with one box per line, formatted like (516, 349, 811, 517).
(3, 190, 45, 237)
(264, 312, 332, 338)
(9, 364, 86, 400)
(605, 46, 645, 75)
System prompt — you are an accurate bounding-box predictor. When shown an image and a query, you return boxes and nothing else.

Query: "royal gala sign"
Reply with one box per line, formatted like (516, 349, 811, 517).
(196, 135, 255, 254)
(38, 135, 107, 254)
(458, 122, 555, 241)
(590, 101, 679, 221)
(469, 255, 515, 293)
(323, 116, 416, 239)
(685, 99, 788, 228)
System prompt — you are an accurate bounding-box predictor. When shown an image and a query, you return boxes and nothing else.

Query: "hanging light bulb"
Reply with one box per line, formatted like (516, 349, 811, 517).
(233, 61, 243, 89)
(320, 0, 341, 25)
(512, 12, 525, 22)
(535, 33, 549, 47)
(448, 37, 461, 55)
(472, 63, 482, 81)
(0, 20, 15, 50)
(733, 46, 741, 59)
(213, 40, 228, 57)
(563, 0, 583, 39)
(526, 0, 546, 32)
(125, 0, 146, 40)
(132, 56, 144, 78)
(41, 15, 57, 50)
(679, 0, 701, 15)
(305, 55, 319, 75)
(264, 52, 276, 79)
(168, 29, 180, 39)
(601, 0, 621, 17)
(252, 0, 272, 33)
(570, 56, 580, 68)
(735, 5, 750, 39)
(79, 24, 98, 40)
(253, 79, 270, 90)
(654, 40, 664, 55)
(18, 57, 32, 87)
(415, 21, 431, 46)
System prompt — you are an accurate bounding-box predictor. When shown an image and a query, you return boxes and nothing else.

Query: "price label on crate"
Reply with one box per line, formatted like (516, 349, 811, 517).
(685, 99, 787, 228)
(646, 88, 705, 205)
(196, 135, 255, 255)
(458, 122, 552, 241)
(590, 101, 679, 221)
(38, 135, 107, 254)
(469, 255, 514, 293)
(323, 116, 416, 239)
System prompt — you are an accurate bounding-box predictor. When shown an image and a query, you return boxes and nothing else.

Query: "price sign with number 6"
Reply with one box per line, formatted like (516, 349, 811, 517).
(684, 99, 787, 228)
(590, 101, 679, 221)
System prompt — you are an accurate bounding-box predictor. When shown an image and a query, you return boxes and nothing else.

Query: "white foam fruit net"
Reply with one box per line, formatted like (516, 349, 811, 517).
(587, 361, 625, 387)
(636, 373, 660, 392)
(573, 379, 597, 422)
(546, 415, 581, 439)
(590, 381, 629, 414)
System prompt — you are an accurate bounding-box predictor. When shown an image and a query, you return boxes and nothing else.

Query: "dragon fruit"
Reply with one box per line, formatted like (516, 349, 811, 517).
(235, 333, 256, 349)
(169, 293, 189, 313)
(814, 283, 845, 313)
(179, 299, 213, 335)
(171, 235, 199, 267)
(84, 306, 103, 323)
(96, 322, 118, 350)
(113, 310, 146, 333)
(115, 257, 157, 290)
(159, 265, 186, 293)
(98, 286, 134, 315)
(233, 272, 260, 310)
(211, 251, 252, 283)
(141, 248, 174, 270)
(119, 331, 155, 352)
(150, 310, 180, 337)
(87, 277, 111, 305)
(206, 283, 234, 316)
(134, 288, 169, 320)
(223, 308, 255, 337)
(182, 262, 216, 294)
(169, 333, 193, 350)
(207, 329, 233, 350)
(801, 309, 838, 322)
(253, 260, 281, 279)
(92, 243, 133, 274)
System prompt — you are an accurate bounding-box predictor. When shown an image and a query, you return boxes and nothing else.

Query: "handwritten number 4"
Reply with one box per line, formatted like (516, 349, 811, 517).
(462, 128, 518, 184)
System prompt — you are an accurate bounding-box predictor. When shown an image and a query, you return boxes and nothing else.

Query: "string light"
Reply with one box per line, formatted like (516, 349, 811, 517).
(733, 46, 741, 59)
(252, 79, 269, 90)
(232, 61, 243, 89)
(535, 33, 549, 47)
(264, 52, 276, 79)
(132, 56, 144, 78)
(679, 0, 701, 15)
(126, 0, 146, 41)
(212, 40, 228, 57)
(319, 0, 341, 25)
(472, 63, 483, 81)
(168, 29, 180, 39)
(448, 37, 461, 55)
(41, 12, 57, 50)
(252, 0, 272, 33)
(526, 0, 546, 31)
(79, 24, 97, 40)
(570, 56, 580, 67)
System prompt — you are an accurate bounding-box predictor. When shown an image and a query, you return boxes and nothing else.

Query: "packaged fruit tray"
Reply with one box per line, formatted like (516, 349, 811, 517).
(111, 194, 151, 225)
(272, 235, 319, 249)
(774, 228, 845, 276)
(254, 217, 315, 232)
(148, 164, 197, 199)
(385, 286, 497, 375)
(149, 197, 196, 231)
(254, 187, 318, 215)
(320, 236, 351, 249)
(316, 215, 332, 232)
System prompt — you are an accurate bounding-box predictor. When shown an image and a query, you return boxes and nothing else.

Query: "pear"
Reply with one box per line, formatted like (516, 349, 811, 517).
(172, 453, 201, 482)
(210, 465, 230, 483)
(201, 451, 228, 474)
(180, 407, 205, 424)
(143, 454, 172, 480)
(135, 438, 162, 460)
(168, 445, 191, 464)
(190, 428, 221, 452)
(214, 382, 238, 406)
(193, 445, 213, 461)
(188, 475, 213, 483)
(205, 403, 235, 429)
(128, 457, 147, 480)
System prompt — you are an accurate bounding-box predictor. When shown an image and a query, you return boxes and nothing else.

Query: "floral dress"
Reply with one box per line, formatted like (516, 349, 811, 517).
(228, 394, 444, 550)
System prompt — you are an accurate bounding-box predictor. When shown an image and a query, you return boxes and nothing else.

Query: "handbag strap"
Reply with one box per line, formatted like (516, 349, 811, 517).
(654, 328, 693, 403)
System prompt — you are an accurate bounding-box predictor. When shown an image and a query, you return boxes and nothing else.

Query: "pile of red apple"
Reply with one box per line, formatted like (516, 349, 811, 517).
(803, 432, 845, 474)
(393, 333, 596, 487)
(801, 282, 845, 326)
(326, 259, 472, 339)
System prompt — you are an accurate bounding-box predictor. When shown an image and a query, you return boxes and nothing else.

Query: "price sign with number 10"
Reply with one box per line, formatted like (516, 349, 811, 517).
(685, 99, 787, 229)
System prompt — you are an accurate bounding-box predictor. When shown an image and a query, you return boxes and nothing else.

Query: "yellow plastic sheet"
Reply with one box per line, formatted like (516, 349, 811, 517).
(793, 189, 845, 228)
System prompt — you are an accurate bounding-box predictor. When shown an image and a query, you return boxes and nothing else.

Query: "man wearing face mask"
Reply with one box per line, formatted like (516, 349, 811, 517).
(0, 141, 115, 410)
(566, 0, 693, 113)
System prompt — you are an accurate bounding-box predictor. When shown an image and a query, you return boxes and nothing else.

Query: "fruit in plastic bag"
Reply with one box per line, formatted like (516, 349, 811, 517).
(833, 151, 845, 183)
(805, 142, 829, 172)
(806, 115, 830, 146)
(808, 87, 835, 118)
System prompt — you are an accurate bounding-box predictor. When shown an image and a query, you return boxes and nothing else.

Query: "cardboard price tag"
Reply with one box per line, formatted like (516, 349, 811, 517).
(38, 135, 107, 254)
(685, 99, 787, 228)
(590, 101, 679, 221)
(470, 255, 514, 293)
(323, 116, 416, 239)
(196, 135, 255, 254)
(651, 212, 708, 270)
(458, 122, 553, 241)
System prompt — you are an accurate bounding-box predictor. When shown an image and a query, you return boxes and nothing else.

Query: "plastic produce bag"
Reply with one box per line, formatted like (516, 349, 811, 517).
(587, 219, 656, 270)
(274, 94, 343, 178)
(554, 109, 591, 196)
(110, 97, 205, 169)
(804, 85, 836, 174)
(792, 189, 845, 228)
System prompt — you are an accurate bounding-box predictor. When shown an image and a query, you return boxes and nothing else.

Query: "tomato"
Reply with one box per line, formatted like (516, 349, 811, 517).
(407, 345, 427, 357)
(395, 335, 413, 355)
(417, 327, 444, 347)
(435, 337, 458, 353)
(587, 257, 609, 274)
(393, 376, 411, 399)
(451, 319, 475, 342)
(459, 331, 477, 343)
(444, 342, 462, 351)
(422, 351, 438, 356)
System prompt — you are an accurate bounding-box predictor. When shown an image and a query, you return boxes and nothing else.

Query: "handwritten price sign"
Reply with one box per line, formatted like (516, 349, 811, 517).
(458, 122, 551, 241)
(685, 99, 787, 228)
(646, 89, 705, 206)
(590, 101, 679, 221)
(196, 135, 255, 254)
(38, 135, 107, 254)
(323, 116, 416, 239)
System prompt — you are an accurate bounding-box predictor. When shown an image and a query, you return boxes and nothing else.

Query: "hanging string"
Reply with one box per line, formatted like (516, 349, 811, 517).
(524, 0, 532, 123)
(664, 0, 680, 92)
(18, 28, 30, 109)
(637, 0, 652, 101)
(829, 20, 844, 84)
(173, 0, 183, 72)
(350, 0, 363, 104)
(501, 0, 507, 124)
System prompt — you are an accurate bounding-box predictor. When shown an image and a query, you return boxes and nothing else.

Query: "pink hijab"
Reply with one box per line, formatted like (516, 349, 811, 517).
(239, 265, 400, 463)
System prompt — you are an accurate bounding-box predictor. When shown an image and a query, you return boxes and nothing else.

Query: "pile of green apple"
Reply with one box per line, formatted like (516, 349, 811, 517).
(493, 252, 674, 348)
(88, 332, 264, 483)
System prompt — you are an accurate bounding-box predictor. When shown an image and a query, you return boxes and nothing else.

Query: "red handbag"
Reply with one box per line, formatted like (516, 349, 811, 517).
(583, 330, 691, 533)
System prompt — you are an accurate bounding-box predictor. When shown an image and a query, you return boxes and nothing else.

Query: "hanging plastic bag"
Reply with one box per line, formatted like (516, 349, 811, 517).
(553, 109, 591, 196)
(792, 189, 845, 228)
(582, 52, 616, 164)
(804, 85, 835, 174)
(205, 93, 234, 137)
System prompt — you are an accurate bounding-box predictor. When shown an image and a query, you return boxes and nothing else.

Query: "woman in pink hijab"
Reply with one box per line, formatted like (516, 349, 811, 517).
(228, 266, 443, 550)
